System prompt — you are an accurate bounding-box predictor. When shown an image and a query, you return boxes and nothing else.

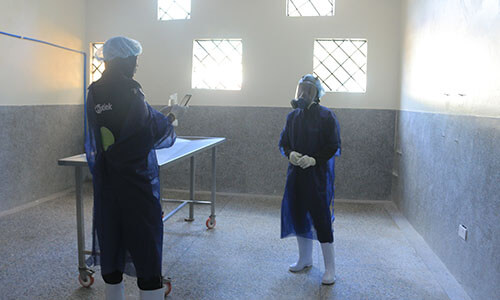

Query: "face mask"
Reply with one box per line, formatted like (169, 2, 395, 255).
(290, 98, 309, 109)
(290, 82, 318, 109)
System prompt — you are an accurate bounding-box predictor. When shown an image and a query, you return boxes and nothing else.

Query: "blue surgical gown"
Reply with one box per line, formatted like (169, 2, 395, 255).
(84, 69, 176, 278)
(279, 103, 341, 243)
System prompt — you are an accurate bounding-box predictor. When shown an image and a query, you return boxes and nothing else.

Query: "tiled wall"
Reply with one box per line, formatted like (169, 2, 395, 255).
(392, 111, 500, 300)
(0, 105, 83, 212)
(0, 105, 395, 213)
(162, 106, 396, 200)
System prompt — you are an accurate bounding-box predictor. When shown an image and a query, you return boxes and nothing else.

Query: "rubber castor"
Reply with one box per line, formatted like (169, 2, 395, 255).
(165, 281, 172, 297)
(206, 217, 216, 229)
(78, 274, 94, 288)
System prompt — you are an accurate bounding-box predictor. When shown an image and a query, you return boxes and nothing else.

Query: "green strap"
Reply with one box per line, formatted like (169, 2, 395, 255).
(100, 126, 115, 151)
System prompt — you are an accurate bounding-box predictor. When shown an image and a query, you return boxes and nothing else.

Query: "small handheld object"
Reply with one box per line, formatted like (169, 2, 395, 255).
(160, 94, 192, 114)
(180, 94, 192, 106)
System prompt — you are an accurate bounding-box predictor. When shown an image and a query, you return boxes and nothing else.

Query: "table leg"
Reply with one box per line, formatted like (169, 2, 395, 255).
(75, 167, 87, 277)
(160, 170, 165, 221)
(185, 156, 195, 222)
(210, 147, 216, 219)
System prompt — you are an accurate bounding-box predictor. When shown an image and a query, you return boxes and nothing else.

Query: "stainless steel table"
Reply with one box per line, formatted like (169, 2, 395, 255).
(58, 136, 226, 290)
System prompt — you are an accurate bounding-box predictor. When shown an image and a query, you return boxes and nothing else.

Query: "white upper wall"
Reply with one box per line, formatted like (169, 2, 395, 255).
(85, 0, 402, 109)
(401, 0, 500, 117)
(0, 0, 86, 105)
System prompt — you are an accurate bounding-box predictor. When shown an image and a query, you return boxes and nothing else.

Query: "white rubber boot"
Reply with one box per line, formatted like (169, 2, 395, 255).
(105, 282, 125, 300)
(139, 286, 166, 300)
(289, 236, 313, 272)
(320, 242, 336, 285)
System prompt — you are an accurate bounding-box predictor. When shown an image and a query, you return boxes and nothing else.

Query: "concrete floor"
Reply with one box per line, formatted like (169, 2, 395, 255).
(0, 185, 453, 300)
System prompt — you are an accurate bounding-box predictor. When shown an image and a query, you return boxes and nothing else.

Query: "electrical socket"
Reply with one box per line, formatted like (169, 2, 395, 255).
(458, 224, 467, 241)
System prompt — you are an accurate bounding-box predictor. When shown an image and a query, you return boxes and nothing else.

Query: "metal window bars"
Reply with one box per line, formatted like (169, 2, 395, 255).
(91, 43, 105, 82)
(287, 0, 335, 17)
(158, 0, 191, 20)
(313, 39, 367, 93)
(192, 39, 243, 90)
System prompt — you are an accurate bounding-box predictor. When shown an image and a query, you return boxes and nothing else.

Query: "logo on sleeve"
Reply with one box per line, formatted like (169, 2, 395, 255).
(95, 103, 113, 114)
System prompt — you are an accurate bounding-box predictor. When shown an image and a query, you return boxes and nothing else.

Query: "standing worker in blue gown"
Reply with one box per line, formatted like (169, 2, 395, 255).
(279, 74, 341, 285)
(85, 36, 187, 300)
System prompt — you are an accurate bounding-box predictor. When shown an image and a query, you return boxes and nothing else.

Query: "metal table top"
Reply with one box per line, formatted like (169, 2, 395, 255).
(58, 136, 226, 167)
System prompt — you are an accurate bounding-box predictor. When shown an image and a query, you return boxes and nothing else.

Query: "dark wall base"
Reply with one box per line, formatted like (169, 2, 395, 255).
(0, 105, 395, 213)
(162, 106, 395, 200)
(393, 110, 500, 300)
(0, 105, 83, 212)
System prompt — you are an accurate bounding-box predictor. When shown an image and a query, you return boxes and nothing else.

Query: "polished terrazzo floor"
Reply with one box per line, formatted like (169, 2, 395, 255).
(0, 184, 451, 300)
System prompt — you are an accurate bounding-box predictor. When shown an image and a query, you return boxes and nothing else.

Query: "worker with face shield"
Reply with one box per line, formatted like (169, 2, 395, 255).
(279, 74, 341, 285)
(85, 36, 186, 300)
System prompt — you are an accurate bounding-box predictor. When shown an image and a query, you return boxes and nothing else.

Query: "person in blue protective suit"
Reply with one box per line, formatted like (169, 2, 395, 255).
(85, 36, 187, 300)
(279, 74, 341, 285)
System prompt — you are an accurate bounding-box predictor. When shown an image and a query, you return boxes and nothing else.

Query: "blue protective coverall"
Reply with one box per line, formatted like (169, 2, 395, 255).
(84, 69, 176, 278)
(279, 103, 341, 243)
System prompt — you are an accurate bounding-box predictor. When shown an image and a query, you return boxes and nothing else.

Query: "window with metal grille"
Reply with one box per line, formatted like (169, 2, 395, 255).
(91, 43, 105, 82)
(287, 0, 335, 17)
(192, 39, 243, 90)
(313, 39, 367, 93)
(158, 0, 191, 21)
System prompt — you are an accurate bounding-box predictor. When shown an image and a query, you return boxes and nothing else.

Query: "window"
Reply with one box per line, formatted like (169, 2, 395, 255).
(192, 39, 243, 90)
(91, 43, 105, 82)
(158, 0, 191, 21)
(313, 39, 367, 93)
(287, 0, 335, 17)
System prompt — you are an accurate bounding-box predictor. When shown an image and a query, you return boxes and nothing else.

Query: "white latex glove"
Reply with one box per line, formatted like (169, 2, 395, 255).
(298, 155, 316, 169)
(169, 104, 188, 120)
(289, 151, 303, 166)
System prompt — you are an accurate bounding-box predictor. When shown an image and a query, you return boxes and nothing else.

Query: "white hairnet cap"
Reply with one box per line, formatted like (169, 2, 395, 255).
(95, 36, 143, 62)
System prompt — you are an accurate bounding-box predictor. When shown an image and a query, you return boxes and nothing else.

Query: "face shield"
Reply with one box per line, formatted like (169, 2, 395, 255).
(291, 81, 318, 109)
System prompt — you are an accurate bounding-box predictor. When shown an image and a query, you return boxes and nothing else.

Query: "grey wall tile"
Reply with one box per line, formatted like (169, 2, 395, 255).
(162, 106, 395, 200)
(0, 105, 395, 214)
(393, 110, 500, 300)
(0, 105, 84, 212)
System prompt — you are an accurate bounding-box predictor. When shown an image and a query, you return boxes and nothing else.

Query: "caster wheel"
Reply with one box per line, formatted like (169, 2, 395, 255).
(78, 274, 94, 288)
(164, 281, 172, 298)
(206, 217, 216, 229)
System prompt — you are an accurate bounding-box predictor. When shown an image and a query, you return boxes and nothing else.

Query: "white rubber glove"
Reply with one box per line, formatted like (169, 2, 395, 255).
(289, 151, 303, 166)
(169, 104, 188, 120)
(298, 155, 316, 169)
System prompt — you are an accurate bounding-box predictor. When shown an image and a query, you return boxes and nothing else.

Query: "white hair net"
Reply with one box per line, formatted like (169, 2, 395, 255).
(95, 36, 143, 62)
